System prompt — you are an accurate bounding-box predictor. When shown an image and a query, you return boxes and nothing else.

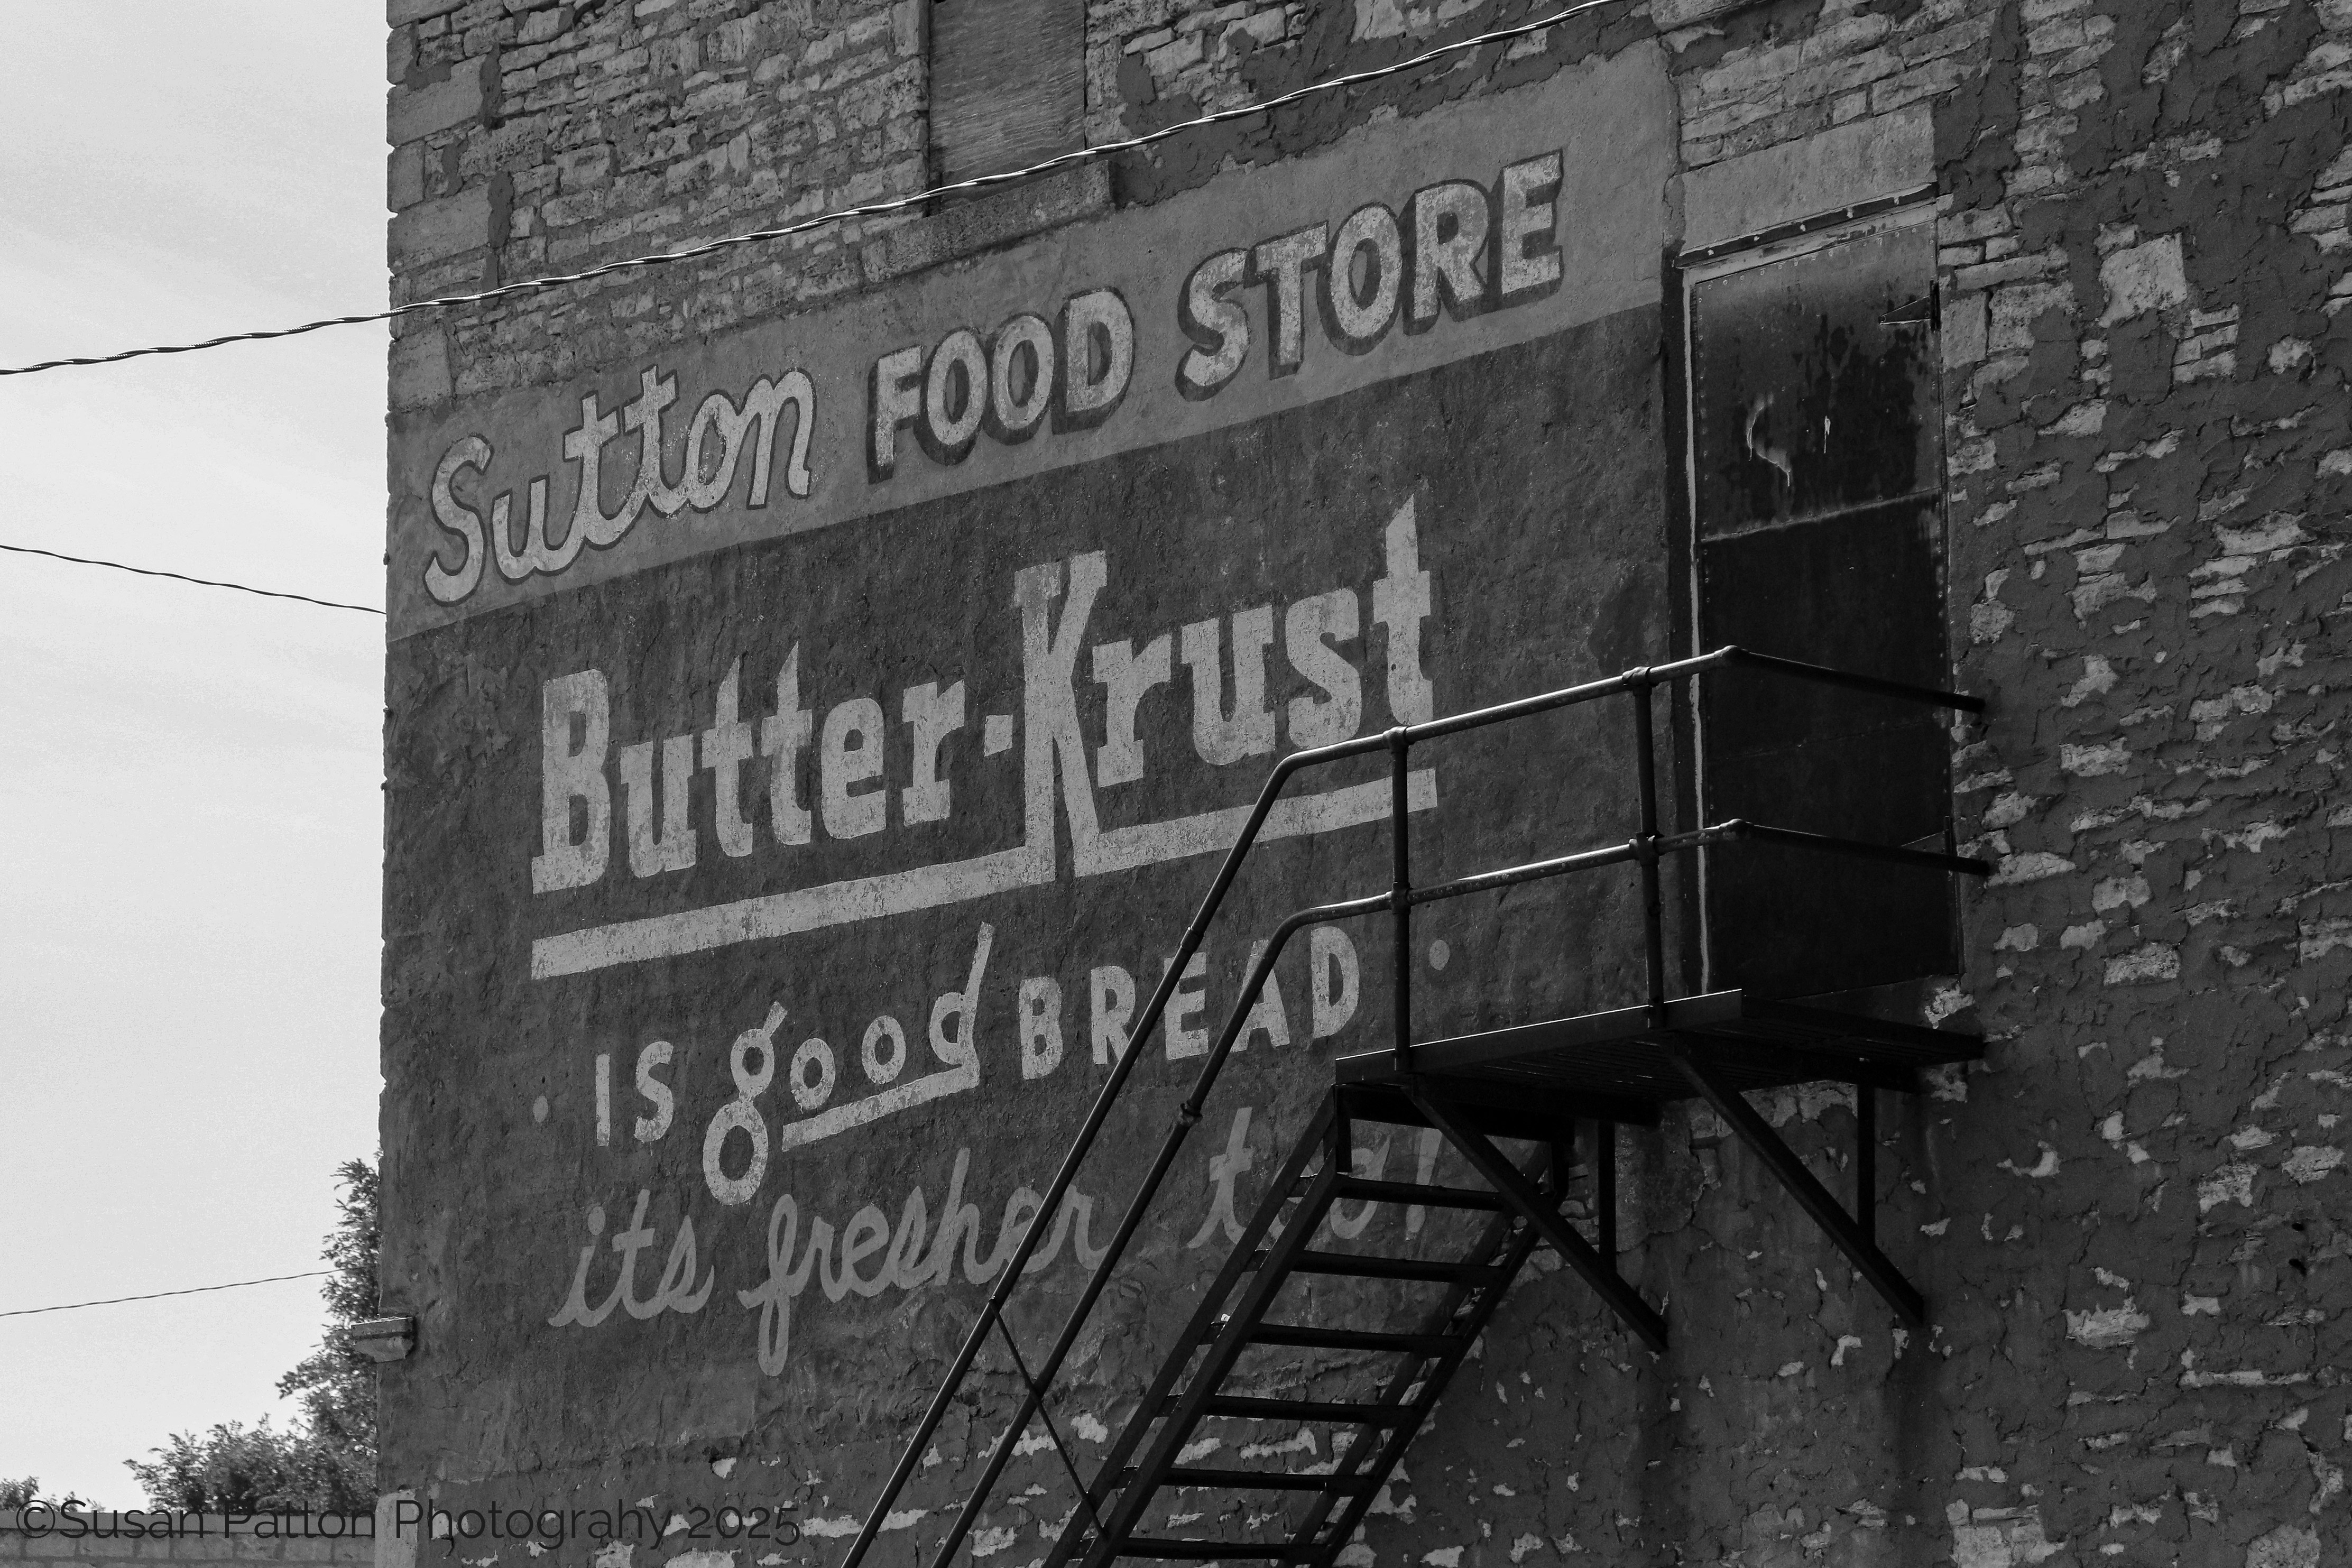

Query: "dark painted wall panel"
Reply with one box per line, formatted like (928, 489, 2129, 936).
(381, 312, 1671, 1506)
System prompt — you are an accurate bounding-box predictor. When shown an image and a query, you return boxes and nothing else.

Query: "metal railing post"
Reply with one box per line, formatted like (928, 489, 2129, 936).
(1857, 1086, 1877, 1243)
(1389, 726, 1413, 1074)
(1627, 670, 1666, 1026)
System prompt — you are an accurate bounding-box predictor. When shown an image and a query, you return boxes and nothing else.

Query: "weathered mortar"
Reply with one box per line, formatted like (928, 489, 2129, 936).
(384, 2, 2352, 1565)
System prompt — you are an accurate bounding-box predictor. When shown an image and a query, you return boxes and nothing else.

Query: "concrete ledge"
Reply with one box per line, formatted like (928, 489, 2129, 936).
(861, 162, 1113, 288)
(1682, 105, 1934, 252)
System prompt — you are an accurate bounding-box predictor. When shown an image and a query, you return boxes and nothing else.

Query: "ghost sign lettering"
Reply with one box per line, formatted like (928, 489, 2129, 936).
(388, 51, 1668, 637)
(379, 47, 1676, 1446)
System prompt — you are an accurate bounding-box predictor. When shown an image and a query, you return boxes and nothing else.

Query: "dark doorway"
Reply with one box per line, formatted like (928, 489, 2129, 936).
(1682, 211, 1956, 999)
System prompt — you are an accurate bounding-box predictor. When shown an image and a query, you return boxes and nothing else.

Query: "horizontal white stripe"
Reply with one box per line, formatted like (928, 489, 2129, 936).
(1078, 770, 1438, 876)
(774, 1059, 980, 1153)
(530, 771, 1437, 979)
(531, 844, 1047, 979)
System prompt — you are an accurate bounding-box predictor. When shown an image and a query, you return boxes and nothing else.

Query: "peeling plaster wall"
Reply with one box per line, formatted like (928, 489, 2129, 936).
(1519, 0, 2351, 1561)
(384, 2, 2352, 1566)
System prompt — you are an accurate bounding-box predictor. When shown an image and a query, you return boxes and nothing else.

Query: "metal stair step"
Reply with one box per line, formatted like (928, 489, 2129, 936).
(1336, 1078, 1659, 1139)
(1331, 1176, 1507, 1210)
(1163, 1467, 1373, 1494)
(1247, 1323, 1457, 1354)
(1201, 1395, 1412, 1426)
(1292, 1250, 1504, 1285)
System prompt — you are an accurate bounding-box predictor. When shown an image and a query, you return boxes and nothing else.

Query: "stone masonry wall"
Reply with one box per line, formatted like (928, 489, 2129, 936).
(383, 0, 1639, 407)
(388, 0, 926, 407)
(388, 1, 2352, 1564)
(1635, 0, 2352, 1563)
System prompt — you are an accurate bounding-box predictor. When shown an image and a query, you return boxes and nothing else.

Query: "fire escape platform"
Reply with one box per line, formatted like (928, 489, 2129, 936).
(1332, 988, 1980, 1104)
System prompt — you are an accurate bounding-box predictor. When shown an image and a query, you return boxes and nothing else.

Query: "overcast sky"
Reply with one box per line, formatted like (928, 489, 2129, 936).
(0, 4, 387, 1501)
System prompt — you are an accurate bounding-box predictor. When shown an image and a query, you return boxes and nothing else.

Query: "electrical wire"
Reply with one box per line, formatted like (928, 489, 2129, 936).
(0, 0, 1633, 380)
(0, 1271, 330, 1320)
(0, 541, 383, 614)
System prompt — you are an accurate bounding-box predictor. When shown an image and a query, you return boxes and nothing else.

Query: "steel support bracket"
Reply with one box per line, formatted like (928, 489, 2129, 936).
(1661, 1043, 1926, 1327)
(1404, 1084, 1668, 1353)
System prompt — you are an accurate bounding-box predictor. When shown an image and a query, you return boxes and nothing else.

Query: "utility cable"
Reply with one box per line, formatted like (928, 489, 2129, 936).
(0, 0, 1632, 380)
(0, 1270, 330, 1319)
(0, 541, 383, 614)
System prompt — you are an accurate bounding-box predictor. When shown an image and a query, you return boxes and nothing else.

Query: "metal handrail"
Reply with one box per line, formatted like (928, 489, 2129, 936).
(837, 647, 1985, 1568)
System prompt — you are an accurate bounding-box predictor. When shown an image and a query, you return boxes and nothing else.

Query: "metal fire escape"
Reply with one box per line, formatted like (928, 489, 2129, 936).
(839, 647, 1989, 1568)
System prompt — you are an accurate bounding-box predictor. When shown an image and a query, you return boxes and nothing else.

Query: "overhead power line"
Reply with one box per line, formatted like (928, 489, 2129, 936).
(0, 541, 383, 614)
(0, 1271, 330, 1320)
(0, 0, 1631, 380)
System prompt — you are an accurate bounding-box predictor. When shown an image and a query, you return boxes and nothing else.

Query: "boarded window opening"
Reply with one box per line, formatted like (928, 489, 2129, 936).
(929, 0, 1085, 190)
(1682, 209, 1956, 999)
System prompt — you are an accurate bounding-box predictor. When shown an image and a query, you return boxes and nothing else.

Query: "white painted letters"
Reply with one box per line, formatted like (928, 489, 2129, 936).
(762, 645, 815, 846)
(703, 1004, 781, 1206)
(901, 679, 965, 825)
(1092, 634, 1172, 787)
(521, 503, 1439, 933)
(1285, 589, 1362, 749)
(532, 670, 611, 893)
(819, 698, 888, 840)
(1182, 607, 1276, 766)
(1090, 964, 1134, 1064)
(1371, 497, 1436, 725)
(430, 361, 813, 607)
(1019, 976, 1064, 1080)
(634, 1041, 675, 1143)
(703, 659, 760, 859)
(1166, 951, 1210, 1059)
(622, 734, 697, 877)
(1311, 924, 1361, 1039)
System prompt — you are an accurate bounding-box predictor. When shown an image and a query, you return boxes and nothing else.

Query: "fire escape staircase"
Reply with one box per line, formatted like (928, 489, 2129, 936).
(838, 648, 1990, 1568)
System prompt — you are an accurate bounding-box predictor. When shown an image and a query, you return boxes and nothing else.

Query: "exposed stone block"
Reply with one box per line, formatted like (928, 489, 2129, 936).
(391, 325, 454, 414)
(389, 183, 500, 269)
(388, 142, 426, 210)
(2099, 234, 2190, 325)
(1654, 0, 1773, 28)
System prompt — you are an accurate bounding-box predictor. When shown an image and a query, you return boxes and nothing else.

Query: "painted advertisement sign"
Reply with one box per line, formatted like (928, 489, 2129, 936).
(386, 51, 1666, 640)
(381, 45, 1677, 1499)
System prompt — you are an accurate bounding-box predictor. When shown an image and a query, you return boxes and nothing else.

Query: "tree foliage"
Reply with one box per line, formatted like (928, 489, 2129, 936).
(0, 1477, 39, 1510)
(126, 1159, 379, 1511)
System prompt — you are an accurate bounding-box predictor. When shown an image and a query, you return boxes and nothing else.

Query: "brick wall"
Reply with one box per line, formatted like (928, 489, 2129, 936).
(0, 1511, 373, 1568)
